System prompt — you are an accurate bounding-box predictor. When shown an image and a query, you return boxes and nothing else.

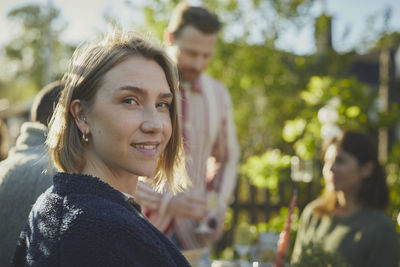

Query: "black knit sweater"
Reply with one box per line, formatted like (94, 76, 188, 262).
(11, 172, 190, 267)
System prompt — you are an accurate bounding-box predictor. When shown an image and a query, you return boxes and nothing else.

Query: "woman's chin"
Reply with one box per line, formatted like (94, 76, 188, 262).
(130, 168, 156, 178)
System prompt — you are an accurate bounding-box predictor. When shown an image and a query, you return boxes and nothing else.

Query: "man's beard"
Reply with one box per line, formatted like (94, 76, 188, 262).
(179, 68, 200, 84)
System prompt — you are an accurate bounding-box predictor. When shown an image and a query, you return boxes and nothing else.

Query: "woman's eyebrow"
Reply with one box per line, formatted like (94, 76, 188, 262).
(159, 92, 173, 99)
(115, 86, 173, 100)
(114, 85, 145, 96)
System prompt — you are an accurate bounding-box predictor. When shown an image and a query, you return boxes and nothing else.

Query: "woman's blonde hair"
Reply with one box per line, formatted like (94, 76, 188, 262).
(47, 31, 188, 193)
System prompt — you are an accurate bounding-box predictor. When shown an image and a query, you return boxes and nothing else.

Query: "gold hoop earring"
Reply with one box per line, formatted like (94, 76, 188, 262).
(81, 132, 89, 145)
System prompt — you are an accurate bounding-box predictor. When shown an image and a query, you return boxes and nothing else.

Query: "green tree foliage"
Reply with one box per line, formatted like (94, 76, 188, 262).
(1, 3, 73, 101)
(386, 143, 400, 233)
(241, 149, 291, 189)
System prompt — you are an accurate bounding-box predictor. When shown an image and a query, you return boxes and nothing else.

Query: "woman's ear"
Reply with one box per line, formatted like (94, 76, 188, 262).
(360, 161, 374, 179)
(70, 99, 89, 135)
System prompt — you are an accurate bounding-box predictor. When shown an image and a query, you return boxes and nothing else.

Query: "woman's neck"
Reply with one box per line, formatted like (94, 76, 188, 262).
(81, 158, 138, 197)
(334, 190, 361, 217)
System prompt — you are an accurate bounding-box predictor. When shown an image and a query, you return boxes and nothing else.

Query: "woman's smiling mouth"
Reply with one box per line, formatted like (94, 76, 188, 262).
(132, 143, 160, 156)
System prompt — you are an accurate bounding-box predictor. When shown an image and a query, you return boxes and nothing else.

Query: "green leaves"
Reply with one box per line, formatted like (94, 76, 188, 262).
(241, 149, 291, 189)
(290, 75, 376, 160)
(283, 119, 307, 143)
(2, 3, 69, 97)
(345, 106, 361, 118)
(301, 76, 330, 105)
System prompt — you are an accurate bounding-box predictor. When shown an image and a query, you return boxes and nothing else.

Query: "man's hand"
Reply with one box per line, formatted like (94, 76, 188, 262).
(169, 193, 208, 222)
(136, 181, 208, 222)
(135, 181, 162, 211)
(209, 204, 226, 241)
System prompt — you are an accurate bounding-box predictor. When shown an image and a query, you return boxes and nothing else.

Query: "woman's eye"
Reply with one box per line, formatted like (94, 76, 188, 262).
(123, 98, 137, 105)
(157, 102, 171, 109)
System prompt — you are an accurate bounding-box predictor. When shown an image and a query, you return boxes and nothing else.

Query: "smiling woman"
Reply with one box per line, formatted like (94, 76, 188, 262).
(10, 31, 190, 266)
(70, 56, 175, 193)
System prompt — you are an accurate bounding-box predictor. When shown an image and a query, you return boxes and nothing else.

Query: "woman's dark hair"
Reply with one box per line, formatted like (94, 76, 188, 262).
(323, 130, 389, 210)
(30, 81, 64, 126)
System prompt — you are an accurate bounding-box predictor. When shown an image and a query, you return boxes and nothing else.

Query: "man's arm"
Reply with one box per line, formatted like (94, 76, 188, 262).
(208, 85, 240, 238)
(214, 89, 240, 206)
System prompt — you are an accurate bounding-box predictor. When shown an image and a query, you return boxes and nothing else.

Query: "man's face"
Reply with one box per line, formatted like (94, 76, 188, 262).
(171, 25, 217, 83)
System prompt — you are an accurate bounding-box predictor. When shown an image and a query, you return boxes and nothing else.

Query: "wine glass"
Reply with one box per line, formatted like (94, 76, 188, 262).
(234, 222, 253, 266)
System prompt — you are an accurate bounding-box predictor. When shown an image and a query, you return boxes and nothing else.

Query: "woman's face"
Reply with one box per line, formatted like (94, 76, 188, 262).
(84, 56, 173, 178)
(322, 144, 365, 194)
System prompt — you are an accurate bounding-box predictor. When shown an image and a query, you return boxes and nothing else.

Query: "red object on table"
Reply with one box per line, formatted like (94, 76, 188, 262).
(274, 191, 298, 267)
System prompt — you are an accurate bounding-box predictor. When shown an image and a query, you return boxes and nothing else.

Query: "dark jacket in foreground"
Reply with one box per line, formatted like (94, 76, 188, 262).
(11, 172, 190, 267)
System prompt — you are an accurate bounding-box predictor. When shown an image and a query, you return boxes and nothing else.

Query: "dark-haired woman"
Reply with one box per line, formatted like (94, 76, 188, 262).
(291, 131, 399, 267)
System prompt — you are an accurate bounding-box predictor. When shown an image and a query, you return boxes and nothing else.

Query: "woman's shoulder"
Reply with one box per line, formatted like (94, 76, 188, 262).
(52, 172, 140, 224)
(300, 199, 321, 217)
(60, 193, 149, 247)
(58, 193, 186, 266)
(50, 173, 161, 244)
(358, 207, 397, 231)
(63, 192, 141, 226)
(357, 208, 400, 263)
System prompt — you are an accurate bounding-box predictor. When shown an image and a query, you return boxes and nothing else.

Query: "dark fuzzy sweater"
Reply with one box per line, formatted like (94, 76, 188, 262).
(11, 172, 190, 267)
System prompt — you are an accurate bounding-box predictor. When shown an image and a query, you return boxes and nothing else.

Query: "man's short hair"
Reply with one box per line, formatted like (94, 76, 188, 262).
(168, 3, 221, 38)
(30, 81, 64, 126)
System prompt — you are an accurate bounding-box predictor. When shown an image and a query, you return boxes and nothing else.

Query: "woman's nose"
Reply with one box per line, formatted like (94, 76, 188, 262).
(141, 108, 162, 133)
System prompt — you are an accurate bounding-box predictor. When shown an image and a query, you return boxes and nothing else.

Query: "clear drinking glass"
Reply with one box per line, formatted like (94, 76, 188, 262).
(234, 222, 253, 266)
(195, 191, 218, 234)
